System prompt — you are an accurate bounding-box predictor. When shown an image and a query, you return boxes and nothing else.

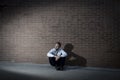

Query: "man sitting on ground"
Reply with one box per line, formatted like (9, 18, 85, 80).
(47, 42, 67, 70)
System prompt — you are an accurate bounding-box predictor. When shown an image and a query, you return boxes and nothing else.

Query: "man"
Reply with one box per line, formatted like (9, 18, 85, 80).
(47, 42, 67, 70)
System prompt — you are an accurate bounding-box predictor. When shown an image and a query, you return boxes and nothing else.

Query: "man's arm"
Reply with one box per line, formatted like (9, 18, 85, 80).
(47, 49, 55, 57)
(60, 50, 67, 57)
(55, 50, 67, 61)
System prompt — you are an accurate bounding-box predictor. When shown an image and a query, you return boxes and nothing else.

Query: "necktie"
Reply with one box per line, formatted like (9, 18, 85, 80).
(55, 49, 58, 56)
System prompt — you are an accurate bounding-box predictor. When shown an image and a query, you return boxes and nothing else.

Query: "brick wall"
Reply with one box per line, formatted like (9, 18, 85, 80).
(0, 0, 120, 68)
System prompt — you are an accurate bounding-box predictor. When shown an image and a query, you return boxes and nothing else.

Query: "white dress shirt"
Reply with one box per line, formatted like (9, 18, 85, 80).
(47, 48, 67, 57)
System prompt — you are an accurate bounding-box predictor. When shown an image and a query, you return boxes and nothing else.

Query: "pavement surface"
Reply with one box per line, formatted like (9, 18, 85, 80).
(0, 62, 120, 80)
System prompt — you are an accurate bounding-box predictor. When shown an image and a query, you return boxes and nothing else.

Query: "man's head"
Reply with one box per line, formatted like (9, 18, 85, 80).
(55, 42, 61, 50)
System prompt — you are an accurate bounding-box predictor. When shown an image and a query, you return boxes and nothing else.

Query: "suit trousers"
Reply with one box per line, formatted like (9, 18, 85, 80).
(48, 57, 66, 67)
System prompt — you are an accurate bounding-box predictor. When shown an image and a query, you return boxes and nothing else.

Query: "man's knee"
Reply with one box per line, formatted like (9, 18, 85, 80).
(58, 57, 66, 65)
(49, 57, 56, 66)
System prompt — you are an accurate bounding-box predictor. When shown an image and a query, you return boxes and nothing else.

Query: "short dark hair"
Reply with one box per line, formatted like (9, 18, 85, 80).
(56, 42, 61, 47)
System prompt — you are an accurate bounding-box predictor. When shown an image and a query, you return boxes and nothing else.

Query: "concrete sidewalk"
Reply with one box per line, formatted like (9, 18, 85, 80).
(0, 62, 120, 80)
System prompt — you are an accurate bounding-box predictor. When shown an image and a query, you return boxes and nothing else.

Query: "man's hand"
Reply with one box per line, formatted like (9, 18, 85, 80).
(55, 56, 60, 61)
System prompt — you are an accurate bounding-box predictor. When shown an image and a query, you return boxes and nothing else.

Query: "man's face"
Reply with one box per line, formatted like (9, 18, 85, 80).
(55, 43, 60, 50)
